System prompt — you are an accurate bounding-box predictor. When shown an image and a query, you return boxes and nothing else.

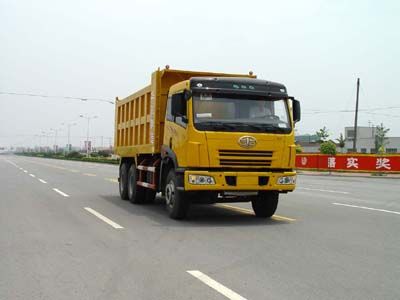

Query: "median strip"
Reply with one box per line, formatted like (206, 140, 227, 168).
(52, 188, 70, 197)
(333, 202, 400, 216)
(187, 270, 247, 300)
(84, 207, 124, 229)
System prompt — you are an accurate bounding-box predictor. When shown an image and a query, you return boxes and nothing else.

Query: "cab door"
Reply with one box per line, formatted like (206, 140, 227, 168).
(163, 91, 188, 167)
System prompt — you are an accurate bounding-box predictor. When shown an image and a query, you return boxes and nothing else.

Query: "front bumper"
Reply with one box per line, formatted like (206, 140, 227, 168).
(184, 170, 296, 191)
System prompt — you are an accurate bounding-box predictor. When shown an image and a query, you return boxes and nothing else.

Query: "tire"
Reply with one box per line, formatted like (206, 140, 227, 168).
(144, 189, 156, 204)
(127, 164, 145, 204)
(251, 191, 279, 218)
(165, 170, 189, 219)
(119, 163, 129, 200)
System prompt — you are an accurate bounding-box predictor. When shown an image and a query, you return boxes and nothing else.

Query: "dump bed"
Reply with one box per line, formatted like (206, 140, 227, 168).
(114, 68, 255, 157)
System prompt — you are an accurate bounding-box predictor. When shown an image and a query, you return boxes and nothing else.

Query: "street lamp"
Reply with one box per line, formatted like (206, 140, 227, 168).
(61, 122, 77, 153)
(49, 128, 62, 152)
(79, 114, 98, 157)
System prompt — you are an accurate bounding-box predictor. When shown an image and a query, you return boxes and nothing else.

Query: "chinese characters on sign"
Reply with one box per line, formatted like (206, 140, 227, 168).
(327, 157, 336, 168)
(346, 157, 358, 169)
(296, 154, 399, 172)
(376, 158, 391, 170)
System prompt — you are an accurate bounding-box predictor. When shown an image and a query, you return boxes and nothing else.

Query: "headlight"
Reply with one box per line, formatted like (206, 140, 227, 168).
(188, 175, 215, 185)
(277, 175, 296, 185)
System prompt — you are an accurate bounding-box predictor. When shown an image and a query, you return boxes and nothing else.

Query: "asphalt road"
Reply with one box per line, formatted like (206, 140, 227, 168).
(1, 155, 399, 300)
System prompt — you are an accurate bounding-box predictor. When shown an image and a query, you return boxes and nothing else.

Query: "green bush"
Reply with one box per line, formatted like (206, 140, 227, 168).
(66, 151, 83, 159)
(295, 144, 303, 153)
(320, 141, 337, 155)
(98, 149, 112, 157)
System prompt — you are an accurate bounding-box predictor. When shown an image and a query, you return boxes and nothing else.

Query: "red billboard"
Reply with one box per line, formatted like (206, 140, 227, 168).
(296, 154, 400, 173)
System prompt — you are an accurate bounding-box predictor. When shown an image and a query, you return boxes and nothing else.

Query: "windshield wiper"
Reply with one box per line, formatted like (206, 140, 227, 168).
(196, 121, 289, 133)
(224, 122, 290, 133)
(195, 121, 228, 130)
(222, 122, 265, 131)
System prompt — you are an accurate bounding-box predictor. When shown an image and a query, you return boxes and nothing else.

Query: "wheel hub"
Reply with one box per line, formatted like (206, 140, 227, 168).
(165, 180, 175, 207)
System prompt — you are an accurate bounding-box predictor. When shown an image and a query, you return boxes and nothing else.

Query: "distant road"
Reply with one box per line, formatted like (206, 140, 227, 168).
(1, 155, 399, 300)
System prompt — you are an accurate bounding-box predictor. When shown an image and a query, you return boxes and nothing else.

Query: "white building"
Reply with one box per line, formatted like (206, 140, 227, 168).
(344, 126, 400, 153)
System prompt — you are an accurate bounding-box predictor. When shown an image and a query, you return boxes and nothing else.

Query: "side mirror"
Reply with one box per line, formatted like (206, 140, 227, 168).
(292, 99, 301, 123)
(171, 92, 186, 117)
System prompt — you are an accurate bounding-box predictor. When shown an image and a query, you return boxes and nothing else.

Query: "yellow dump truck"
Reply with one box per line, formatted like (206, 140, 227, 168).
(115, 67, 300, 219)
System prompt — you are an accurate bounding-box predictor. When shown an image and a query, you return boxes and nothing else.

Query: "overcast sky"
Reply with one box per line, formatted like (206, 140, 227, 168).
(1, 0, 399, 148)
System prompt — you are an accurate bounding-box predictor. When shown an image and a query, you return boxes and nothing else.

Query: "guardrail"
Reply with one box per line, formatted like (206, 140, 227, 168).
(296, 153, 400, 173)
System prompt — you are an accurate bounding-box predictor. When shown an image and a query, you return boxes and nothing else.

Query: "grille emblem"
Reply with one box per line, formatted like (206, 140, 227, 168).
(238, 136, 257, 149)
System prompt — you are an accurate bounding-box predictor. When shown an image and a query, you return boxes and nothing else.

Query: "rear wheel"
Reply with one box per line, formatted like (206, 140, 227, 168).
(165, 170, 189, 219)
(251, 191, 279, 218)
(128, 164, 145, 204)
(119, 163, 129, 200)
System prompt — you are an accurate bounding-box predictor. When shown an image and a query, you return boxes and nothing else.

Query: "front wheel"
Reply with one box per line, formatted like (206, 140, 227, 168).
(165, 170, 189, 219)
(251, 191, 279, 218)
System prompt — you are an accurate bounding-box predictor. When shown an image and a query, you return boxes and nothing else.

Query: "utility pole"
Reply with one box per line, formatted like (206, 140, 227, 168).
(352, 78, 360, 152)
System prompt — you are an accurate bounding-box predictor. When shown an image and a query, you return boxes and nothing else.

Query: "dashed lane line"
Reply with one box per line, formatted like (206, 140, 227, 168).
(29, 174, 36, 178)
(52, 188, 70, 197)
(38, 179, 47, 184)
(82, 173, 97, 177)
(297, 187, 349, 194)
(217, 204, 296, 222)
(105, 178, 118, 183)
(187, 270, 247, 300)
(23, 170, 28, 173)
(84, 207, 124, 229)
(333, 202, 400, 216)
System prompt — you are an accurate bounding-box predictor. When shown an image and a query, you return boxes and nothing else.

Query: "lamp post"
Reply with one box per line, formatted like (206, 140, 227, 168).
(61, 122, 77, 153)
(49, 128, 61, 152)
(79, 114, 98, 157)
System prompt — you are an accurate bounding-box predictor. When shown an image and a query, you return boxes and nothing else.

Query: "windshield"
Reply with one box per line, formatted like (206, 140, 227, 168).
(192, 93, 291, 133)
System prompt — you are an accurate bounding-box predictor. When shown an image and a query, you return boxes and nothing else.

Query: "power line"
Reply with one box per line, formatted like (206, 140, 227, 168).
(304, 106, 400, 113)
(0, 92, 114, 104)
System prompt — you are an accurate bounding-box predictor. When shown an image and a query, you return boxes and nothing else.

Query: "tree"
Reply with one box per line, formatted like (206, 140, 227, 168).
(295, 144, 303, 153)
(320, 141, 337, 155)
(336, 133, 345, 153)
(316, 126, 330, 143)
(374, 123, 390, 154)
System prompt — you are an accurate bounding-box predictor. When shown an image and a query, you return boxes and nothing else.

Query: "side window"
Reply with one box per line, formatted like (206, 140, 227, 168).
(166, 96, 173, 121)
(166, 93, 187, 128)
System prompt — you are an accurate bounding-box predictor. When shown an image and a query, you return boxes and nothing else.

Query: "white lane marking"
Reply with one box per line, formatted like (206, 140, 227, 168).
(82, 173, 96, 177)
(187, 270, 247, 300)
(38, 179, 47, 184)
(84, 207, 124, 229)
(23, 170, 28, 173)
(333, 202, 400, 216)
(298, 187, 349, 194)
(105, 178, 118, 183)
(29, 174, 36, 178)
(52, 188, 70, 197)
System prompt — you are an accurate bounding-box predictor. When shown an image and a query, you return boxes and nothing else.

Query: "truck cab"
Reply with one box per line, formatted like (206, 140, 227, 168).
(161, 77, 300, 218)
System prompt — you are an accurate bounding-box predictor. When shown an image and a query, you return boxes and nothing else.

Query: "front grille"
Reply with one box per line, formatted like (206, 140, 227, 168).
(218, 149, 273, 167)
